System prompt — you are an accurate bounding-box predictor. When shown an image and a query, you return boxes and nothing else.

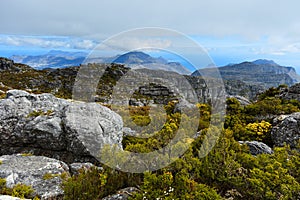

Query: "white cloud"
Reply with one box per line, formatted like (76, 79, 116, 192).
(101, 37, 172, 52)
(0, 35, 97, 50)
(1, 0, 300, 42)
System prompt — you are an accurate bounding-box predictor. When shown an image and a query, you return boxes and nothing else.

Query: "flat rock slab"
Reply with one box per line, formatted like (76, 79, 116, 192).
(0, 195, 30, 200)
(0, 154, 70, 199)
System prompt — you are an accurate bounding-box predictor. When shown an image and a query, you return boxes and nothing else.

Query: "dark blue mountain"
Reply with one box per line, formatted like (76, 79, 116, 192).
(192, 59, 300, 88)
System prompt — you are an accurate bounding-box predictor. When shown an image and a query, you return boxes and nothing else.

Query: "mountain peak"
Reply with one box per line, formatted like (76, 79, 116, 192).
(252, 59, 278, 66)
(112, 51, 190, 74)
(113, 51, 154, 64)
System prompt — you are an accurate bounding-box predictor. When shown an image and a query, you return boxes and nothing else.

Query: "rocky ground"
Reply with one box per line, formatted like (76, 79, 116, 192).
(1, 57, 300, 199)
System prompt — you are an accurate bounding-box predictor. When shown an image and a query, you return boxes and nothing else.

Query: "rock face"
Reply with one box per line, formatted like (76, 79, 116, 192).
(281, 83, 300, 102)
(0, 154, 69, 199)
(239, 141, 273, 155)
(271, 112, 300, 148)
(0, 90, 123, 164)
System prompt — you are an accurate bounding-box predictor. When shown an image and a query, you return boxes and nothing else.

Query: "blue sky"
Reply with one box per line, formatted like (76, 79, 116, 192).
(1, 34, 300, 73)
(1, 0, 300, 72)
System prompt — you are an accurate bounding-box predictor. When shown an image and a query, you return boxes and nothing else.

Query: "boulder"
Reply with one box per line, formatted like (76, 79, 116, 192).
(0, 90, 123, 164)
(0, 58, 14, 71)
(271, 112, 300, 148)
(239, 141, 273, 155)
(0, 154, 69, 199)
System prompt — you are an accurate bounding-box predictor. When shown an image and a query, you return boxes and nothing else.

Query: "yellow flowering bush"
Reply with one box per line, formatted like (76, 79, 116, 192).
(245, 121, 272, 141)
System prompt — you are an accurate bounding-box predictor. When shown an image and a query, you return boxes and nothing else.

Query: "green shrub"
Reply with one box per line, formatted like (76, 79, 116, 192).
(62, 167, 142, 200)
(0, 179, 35, 199)
(43, 173, 60, 180)
(11, 183, 34, 199)
(20, 152, 33, 157)
(26, 109, 53, 118)
(130, 171, 222, 200)
(0, 178, 6, 193)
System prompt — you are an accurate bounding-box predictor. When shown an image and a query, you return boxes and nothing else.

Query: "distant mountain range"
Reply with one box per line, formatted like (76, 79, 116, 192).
(192, 59, 300, 88)
(8, 50, 300, 88)
(11, 50, 87, 69)
(10, 50, 191, 74)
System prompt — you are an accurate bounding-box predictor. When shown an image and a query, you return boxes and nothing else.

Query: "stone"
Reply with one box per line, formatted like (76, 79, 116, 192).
(69, 162, 102, 175)
(271, 112, 300, 148)
(123, 127, 137, 137)
(101, 187, 139, 200)
(0, 195, 30, 200)
(228, 95, 251, 106)
(0, 154, 69, 199)
(0, 90, 123, 164)
(239, 141, 273, 155)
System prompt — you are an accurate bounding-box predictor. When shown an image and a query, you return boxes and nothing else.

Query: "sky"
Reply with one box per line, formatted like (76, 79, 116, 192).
(1, 0, 300, 72)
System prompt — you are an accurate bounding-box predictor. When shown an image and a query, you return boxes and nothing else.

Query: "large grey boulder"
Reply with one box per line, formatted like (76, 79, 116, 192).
(271, 112, 300, 148)
(0, 90, 123, 163)
(0, 154, 70, 200)
(239, 141, 273, 155)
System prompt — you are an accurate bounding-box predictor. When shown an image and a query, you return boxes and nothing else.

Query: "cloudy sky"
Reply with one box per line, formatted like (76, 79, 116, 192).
(1, 0, 300, 71)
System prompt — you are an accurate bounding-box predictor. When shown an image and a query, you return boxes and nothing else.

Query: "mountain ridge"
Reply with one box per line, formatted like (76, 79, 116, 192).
(192, 59, 300, 88)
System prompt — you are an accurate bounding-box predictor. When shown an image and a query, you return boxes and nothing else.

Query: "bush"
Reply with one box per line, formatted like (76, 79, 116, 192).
(130, 171, 222, 200)
(11, 184, 34, 199)
(0, 179, 36, 199)
(62, 167, 142, 200)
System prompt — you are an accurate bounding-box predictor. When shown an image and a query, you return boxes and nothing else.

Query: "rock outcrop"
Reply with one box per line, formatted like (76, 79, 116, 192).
(271, 112, 300, 148)
(281, 83, 300, 102)
(239, 141, 273, 155)
(228, 95, 251, 106)
(0, 58, 15, 71)
(0, 154, 69, 199)
(0, 90, 123, 164)
(0, 57, 32, 72)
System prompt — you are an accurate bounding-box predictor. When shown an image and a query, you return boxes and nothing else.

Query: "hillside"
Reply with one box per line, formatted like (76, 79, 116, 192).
(0, 57, 263, 103)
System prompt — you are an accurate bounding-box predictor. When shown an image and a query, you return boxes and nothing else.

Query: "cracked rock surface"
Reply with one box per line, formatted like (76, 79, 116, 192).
(0, 90, 123, 164)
